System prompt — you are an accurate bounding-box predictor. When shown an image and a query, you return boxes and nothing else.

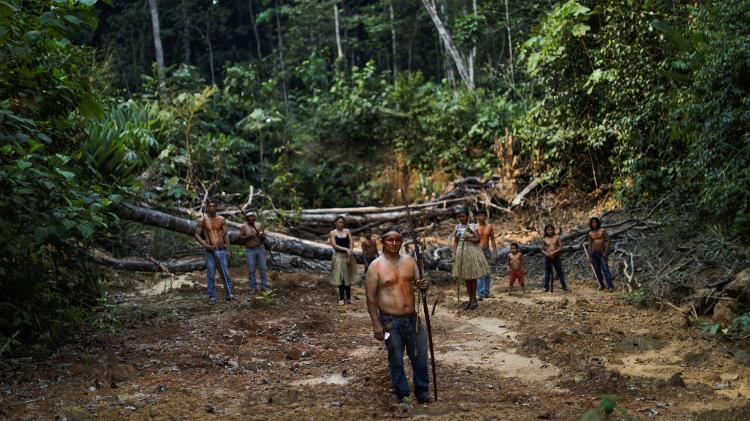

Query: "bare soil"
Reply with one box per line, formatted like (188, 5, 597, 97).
(2, 262, 750, 420)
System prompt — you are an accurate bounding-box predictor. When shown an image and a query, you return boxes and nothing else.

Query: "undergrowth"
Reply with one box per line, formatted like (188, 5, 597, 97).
(580, 394, 635, 420)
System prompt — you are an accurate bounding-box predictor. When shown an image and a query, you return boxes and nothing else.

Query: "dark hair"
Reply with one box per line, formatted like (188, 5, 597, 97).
(381, 226, 401, 238)
(544, 224, 555, 236)
(477, 208, 488, 216)
(510, 242, 519, 248)
(589, 217, 601, 230)
(455, 208, 469, 217)
(206, 197, 217, 205)
(335, 215, 346, 223)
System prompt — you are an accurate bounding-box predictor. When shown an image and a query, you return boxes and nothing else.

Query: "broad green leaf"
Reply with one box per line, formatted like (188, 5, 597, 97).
(56, 169, 75, 179)
(79, 93, 104, 119)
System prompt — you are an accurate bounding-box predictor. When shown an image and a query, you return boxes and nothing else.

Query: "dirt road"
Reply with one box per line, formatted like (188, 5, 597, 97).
(2, 266, 750, 420)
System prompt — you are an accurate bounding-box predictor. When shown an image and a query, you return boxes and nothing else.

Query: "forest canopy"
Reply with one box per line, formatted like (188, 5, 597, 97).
(1, 0, 749, 354)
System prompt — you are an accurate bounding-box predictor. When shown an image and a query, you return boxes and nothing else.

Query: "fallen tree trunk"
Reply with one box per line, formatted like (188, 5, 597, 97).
(113, 203, 364, 263)
(88, 249, 331, 273)
(267, 206, 456, 227)
(87, 250, 208, 272)
(510, 179, 539, 208)
(178, 204, 458, 230)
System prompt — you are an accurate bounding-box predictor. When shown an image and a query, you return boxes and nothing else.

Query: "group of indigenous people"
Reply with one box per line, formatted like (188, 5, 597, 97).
(194, 198, 614, 405)
(450, 209, 616, 308)
(194, 197, 270, 305)
(450, 208, 529, 309)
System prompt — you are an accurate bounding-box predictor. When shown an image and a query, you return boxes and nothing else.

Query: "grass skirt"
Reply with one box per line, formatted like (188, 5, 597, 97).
(452, 240, 490, 280)
(330, 252, 358, 286)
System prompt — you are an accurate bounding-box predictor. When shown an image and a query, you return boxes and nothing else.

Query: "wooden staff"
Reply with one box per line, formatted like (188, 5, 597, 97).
(582, 243, 601, 287)
(399, 188, 438, 401)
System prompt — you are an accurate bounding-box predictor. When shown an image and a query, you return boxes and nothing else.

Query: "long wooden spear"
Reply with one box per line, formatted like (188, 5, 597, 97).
(399, 188, 438, 401)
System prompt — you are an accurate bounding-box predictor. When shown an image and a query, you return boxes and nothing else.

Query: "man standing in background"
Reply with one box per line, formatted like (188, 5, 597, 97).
(476, 208, 497, 300)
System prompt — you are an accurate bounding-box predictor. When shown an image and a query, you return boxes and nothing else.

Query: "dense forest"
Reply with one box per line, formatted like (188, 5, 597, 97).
(1, 0, 749, 357)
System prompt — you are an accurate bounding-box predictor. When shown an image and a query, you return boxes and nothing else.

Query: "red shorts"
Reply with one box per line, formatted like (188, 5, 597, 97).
(509, 269, 525, 286)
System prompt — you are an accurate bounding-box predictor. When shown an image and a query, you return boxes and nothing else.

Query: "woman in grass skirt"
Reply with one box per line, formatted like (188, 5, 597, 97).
(329, 215, 358, 305)
(451, 208, 490, 309)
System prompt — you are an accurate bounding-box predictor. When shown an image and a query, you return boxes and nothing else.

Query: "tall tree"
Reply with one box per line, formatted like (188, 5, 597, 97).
(334, 0, 344, 60)
(180, 0, 191, 64)
(503, 0, 515, 86)
(147, 0, 166, 85)
(249, 0, 262, 60)
(389, 0, 397, 77)
(420, 0, 474, 88)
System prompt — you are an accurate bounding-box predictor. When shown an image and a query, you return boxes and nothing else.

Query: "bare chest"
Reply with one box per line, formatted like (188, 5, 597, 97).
(590, 230, 605, 241)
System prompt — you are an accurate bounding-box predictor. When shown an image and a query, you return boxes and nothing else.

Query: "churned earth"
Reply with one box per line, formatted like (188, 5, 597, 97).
(2, 262, 750, 420)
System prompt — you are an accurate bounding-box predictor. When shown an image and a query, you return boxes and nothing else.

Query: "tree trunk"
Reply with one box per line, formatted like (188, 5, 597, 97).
(147, 0, 166, 85)
(273, 0, 288, 110)
(180, 0, 191, 64)
(206, 18, 215, 85)
(420, 0, 474, 89)
(334, 1, 344, 60)
(468, 0, 477, 85)
(248, 0, 262, 60)
(389, 0, 397, 78)
(87, 249, 330, 273)
(113, 203, 352, 262)
(504, 0, 515, 86)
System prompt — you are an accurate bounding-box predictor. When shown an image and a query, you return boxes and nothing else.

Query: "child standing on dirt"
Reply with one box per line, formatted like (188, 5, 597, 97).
(587, 217, 614, 292)
(507, 243, 526, 294)
(476, 208, 497, 300)
(541, 224, 570, 293)
(451, 209, 490, 310)
(360, 229, 379, 287)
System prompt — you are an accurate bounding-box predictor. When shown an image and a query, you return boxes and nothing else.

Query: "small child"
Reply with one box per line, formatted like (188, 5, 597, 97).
(541, 224, 570, 293)
(360, 229, 379, 287)
(475, 208, 497, 300)
(507, 243, 526, 294)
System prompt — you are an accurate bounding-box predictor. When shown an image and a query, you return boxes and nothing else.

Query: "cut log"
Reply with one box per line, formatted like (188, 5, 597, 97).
(113, 203, 364, 263)
(88, 249, 331, 273)
(87, 250, 208, 272)
(510, 179, 539, 208)
(177, 204, 458, 229)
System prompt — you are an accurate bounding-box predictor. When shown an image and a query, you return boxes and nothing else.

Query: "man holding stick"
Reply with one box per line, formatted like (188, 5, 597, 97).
(239, 210, 268, 294)
(365, 227, 435, 405)
(194, 198, 234, 304)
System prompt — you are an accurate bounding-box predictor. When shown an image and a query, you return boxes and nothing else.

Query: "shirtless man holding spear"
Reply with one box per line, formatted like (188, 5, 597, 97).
(365, 225, 436, 405)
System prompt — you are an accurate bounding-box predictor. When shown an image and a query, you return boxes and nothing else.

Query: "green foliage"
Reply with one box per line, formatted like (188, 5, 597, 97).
(255, 288, 276, 308)
(702, 312, 750, 341)
(616, 288, 648, 307)
(517, 0, 750, 231)
(520, 1, 591, 77)
(0, 0, 120, 354)
(580, 394, 635, 420)
(453, 13, 487, 51)
(668, 1, 750, 223)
